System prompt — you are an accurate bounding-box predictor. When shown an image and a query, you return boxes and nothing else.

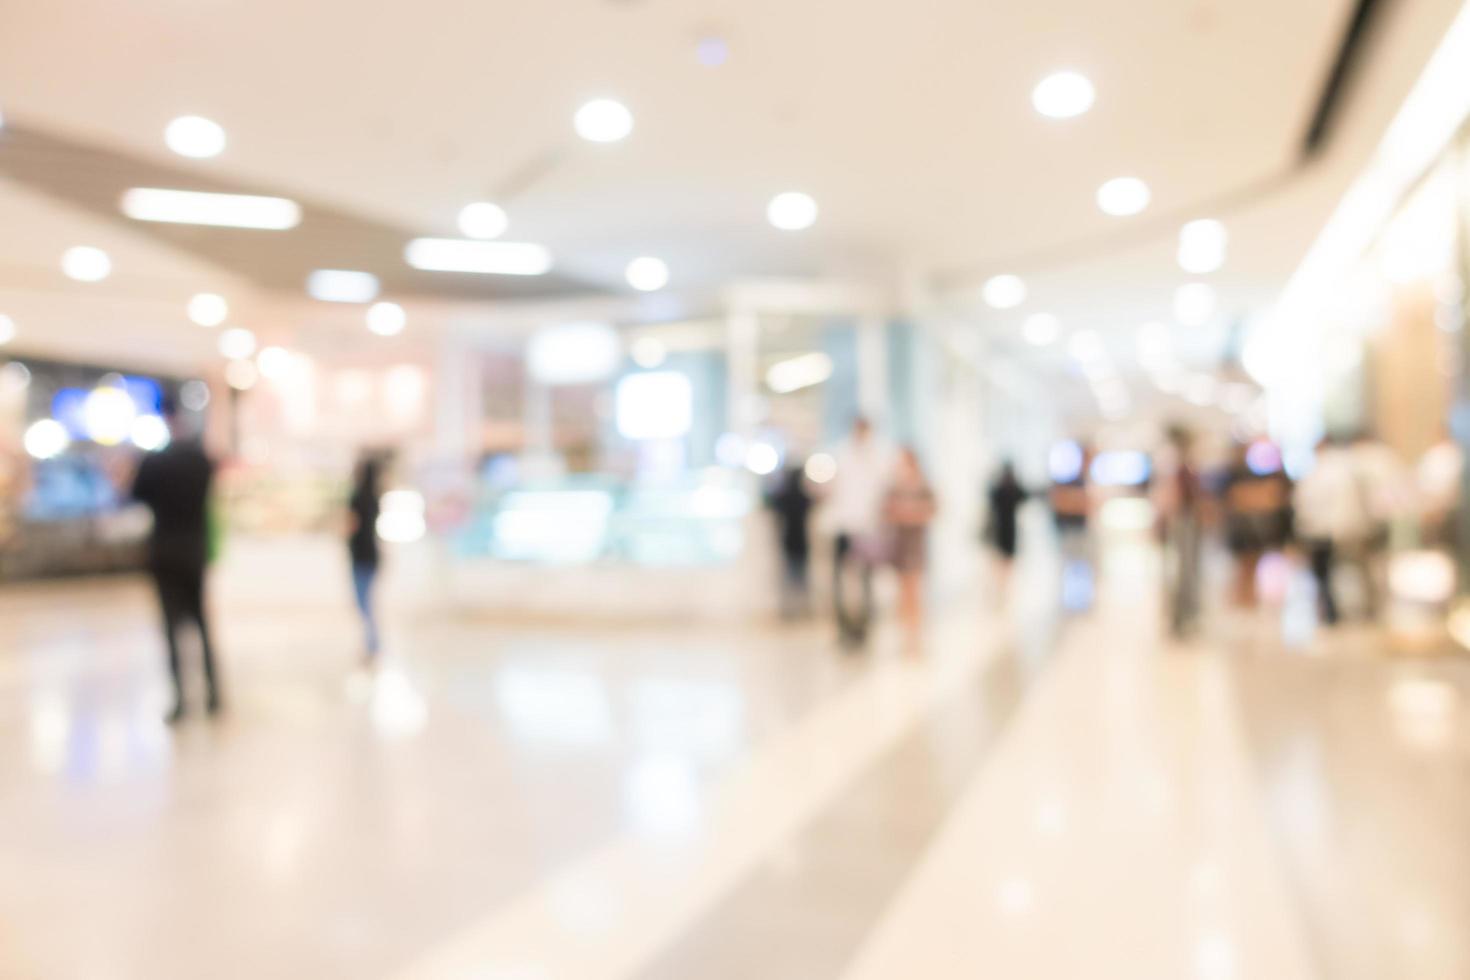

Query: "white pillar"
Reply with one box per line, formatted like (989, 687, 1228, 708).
(726, 309, 760, 440)
(856, 315, 888, 423)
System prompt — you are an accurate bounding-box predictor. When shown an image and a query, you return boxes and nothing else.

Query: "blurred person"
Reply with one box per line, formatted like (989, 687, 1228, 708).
(1349, 431, 1411, 618)
(827, 417, 893, 648)
(1294, 435, 1373, 626)
(129, 395, 219, 722)
(1221, 441, 1293, 607)
(767, 464, 815, 619)
(347, 453, 385, 662)
(1154, 425, 1205, 637)
(885, 447, 938, 651)
(984, 461, 1029, 594)
(1417, 431, 1463, 549)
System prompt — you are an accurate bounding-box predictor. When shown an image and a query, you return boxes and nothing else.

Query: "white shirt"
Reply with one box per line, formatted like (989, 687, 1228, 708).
(827, 436, 894, 535)
(1294, 446, 1371, 542)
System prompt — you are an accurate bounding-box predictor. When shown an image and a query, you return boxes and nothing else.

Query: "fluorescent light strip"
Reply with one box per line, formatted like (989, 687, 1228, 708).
(307, 269, 379, 303)
(765, 351, 833, 394)
(120, 188, 300, 229)
(404, 238, 552, 276)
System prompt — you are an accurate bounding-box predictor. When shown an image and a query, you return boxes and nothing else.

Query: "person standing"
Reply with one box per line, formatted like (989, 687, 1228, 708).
(827, 417, 892, 648)
(347, 454, 384, 663)
(130, 396, 219, 722)
(767, 464, 815, 619)
(1294, 436, 1372, 626)
(984, 461, 1028, 593)
(1221, 441, 1293, 608)
(1154, 425, 1205, 637)
(886, 447, 938, 651)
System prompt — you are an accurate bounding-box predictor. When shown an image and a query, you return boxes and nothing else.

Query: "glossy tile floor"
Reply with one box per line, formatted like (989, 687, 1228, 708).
(1, 536, 1467, 979)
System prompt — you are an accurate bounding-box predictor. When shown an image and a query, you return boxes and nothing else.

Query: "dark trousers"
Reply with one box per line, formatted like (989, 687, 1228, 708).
(1308, 540, 1339, 626)
(780, 549, 811, 619)
(833, 533, 873, 646)
(152, 564, 219, 706)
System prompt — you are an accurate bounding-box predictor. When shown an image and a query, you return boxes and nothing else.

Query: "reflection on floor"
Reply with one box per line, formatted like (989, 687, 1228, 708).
(0, 539, 1466, 979)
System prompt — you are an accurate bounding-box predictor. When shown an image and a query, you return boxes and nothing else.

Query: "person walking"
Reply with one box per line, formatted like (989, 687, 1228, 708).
(827, 417, 892, 648)
(347, 453, 384, 663)
(130, 396, 220, 722)
(767, 463, 815, 619)
(885, 447, 938, 652)
(984, 461, 1028, 594)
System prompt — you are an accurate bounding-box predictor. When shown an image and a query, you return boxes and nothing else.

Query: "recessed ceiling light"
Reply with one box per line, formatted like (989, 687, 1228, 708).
(307, 269, 380, 303)
(366, 301, 406, 336)
(256, 346, 293, 380)
(983, 274, 1027, 309)
(766, 351, 834, 394)
(24, 419, 70, 460)
(187, 292, 229, 328)
(121, 188, 300, 229)
(0, 314, 14, 346)
(574, 98, 634, 143)
(404, 238, 553, 276)
(625, 257, 670, 292)
(1032, 71, 1095, 119)
(165, 115, 226, 159)
(697, 37, 729, 66)
(767, 191, 818, 231)
(62, 246, 111, 282)
(1175, 282, 1218, 326)
(1096, 177, 1151, 216)
(1022, 313, 1060, 346)
(218, 327, 257, 360)
(1178, 219, 1228, 273)
(458, 202, 509, 240)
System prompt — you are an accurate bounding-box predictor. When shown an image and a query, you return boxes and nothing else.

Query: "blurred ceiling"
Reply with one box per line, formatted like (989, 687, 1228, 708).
(0, 0, 1462, 363)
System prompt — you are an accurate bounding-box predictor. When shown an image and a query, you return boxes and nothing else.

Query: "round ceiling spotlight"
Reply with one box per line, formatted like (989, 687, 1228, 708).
(1032, 71, 1095, 119)
(1178, 219, 1228, 274)
(367, 301, 406, 336)
(165, 115, 227, 159)
(625, 256, 670, 292)
(767, 191, 818, 231)
(1096, 177, 1151, 217)
(0, 314, 14, 346)
(1022, 313, 1060, 346)
(256, 346, 293, 381)
(218, 326, 257, 360)
(574, 98, 634, 143)
(62, 246, 111, 282)
(187, 292, 229, 327)
(458, 201, 509, 240)
(983, 274, 1027, 310)
(24, 419, 70, 460)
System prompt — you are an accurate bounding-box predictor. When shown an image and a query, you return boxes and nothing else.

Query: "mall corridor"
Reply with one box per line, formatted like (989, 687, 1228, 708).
(7, 0, 1470, 976)
(1, 530, 1467, 979)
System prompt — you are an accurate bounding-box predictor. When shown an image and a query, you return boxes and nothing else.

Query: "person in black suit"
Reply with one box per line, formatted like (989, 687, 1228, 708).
(130, 396, 219, 722)
(346, 453, 384, 662)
